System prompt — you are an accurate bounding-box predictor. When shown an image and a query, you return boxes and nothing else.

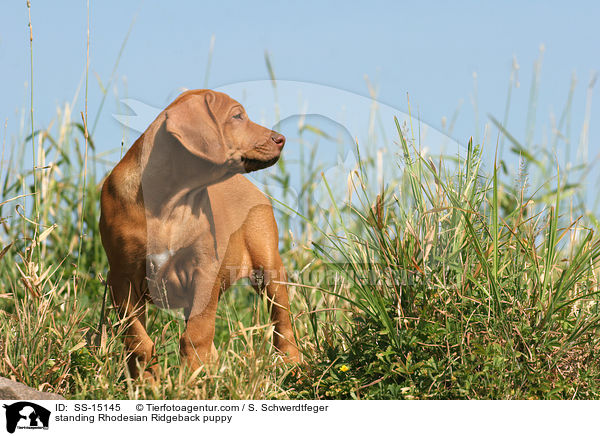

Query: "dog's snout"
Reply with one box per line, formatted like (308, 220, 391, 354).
(271, 132, 285, 149)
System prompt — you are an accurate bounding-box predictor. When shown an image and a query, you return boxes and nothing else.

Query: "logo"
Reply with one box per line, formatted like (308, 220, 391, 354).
(2, 402, 50, 433)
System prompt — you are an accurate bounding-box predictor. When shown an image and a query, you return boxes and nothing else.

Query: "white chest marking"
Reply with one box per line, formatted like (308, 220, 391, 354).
(147, 249, 175, 275)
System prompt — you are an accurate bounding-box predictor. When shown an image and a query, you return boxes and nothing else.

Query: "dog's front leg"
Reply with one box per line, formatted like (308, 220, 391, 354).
(257, 263, 300, 363)
(179, 264, 220, 372)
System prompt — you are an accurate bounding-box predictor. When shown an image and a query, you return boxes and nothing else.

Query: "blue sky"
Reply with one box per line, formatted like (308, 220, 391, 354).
(1, 1, 598, 176)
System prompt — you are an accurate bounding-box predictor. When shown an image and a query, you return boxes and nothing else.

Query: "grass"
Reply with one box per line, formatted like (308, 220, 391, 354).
(290, 132, 600, 399)
(1, 18, 600, 399)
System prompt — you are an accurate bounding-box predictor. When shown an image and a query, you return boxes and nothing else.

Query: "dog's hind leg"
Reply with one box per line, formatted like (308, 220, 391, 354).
(109, 272, 157, 379)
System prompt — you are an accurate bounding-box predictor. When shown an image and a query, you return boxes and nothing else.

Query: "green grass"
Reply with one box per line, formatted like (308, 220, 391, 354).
(1, 36, 600, 398)
(290, 129, 600, 399)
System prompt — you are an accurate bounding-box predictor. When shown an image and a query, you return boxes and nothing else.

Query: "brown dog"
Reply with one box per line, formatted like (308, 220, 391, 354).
(99, 89, 300, 378)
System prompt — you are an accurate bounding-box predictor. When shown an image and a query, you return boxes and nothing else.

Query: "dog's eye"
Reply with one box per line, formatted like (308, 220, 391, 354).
(232, 113, 243, 120)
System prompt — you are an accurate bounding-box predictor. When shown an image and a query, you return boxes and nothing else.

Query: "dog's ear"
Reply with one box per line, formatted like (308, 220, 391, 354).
(164, 91, 226, 165)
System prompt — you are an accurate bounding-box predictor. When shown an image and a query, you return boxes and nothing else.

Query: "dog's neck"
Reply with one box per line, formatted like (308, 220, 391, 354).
(140, 119, 232, 218)
(146, 185, 217, 254)
(137, 119, 226, 255)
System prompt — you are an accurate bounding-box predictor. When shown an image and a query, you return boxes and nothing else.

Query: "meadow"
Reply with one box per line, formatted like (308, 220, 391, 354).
(1, 27, 600, 399)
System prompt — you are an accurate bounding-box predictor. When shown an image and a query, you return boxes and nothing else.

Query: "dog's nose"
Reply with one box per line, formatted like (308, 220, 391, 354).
(271, 132, 286, 149)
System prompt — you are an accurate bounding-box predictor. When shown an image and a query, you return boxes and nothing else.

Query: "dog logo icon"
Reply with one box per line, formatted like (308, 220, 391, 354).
(2, 402, 50, 433)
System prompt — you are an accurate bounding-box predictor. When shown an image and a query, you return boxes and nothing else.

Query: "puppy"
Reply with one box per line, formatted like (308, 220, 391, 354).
(99, 89, 299, 377)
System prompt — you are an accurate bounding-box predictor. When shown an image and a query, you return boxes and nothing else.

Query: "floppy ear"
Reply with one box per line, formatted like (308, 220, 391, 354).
(164, 92, 226, 165)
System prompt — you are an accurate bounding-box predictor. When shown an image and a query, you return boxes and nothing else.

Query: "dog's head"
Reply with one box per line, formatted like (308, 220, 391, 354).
(164, 89, 285, 174)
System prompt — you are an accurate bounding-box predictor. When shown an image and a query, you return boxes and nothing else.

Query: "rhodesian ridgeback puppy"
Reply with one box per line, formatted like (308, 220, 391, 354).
(99, 89, 300, 378)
